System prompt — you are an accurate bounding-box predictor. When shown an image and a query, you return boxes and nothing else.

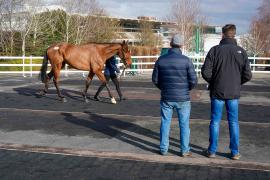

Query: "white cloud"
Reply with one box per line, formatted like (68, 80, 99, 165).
(44, 0, 263, 34)
(98, 0, 169, 20)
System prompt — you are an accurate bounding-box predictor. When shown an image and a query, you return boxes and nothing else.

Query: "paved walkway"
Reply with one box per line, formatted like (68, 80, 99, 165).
(0, 75, 269, 179)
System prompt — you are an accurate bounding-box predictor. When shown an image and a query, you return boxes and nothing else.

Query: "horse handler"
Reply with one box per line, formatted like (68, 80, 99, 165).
(94, 56, 126, 102)
(152, 34, 197, 157)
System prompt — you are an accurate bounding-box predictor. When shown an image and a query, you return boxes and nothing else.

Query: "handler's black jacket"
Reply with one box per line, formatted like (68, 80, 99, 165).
(201, 38, 252, 99)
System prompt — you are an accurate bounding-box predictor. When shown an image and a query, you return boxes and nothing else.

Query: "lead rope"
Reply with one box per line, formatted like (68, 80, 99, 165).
(119, 65, 126, 82)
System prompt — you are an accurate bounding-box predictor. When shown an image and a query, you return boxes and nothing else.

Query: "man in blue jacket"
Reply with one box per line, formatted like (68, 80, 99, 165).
(152, 34, 197, 157)
(201, 24, 252, 160)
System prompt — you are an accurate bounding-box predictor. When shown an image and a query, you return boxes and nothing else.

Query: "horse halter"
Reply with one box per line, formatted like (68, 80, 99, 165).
(119, 48, 129, 67)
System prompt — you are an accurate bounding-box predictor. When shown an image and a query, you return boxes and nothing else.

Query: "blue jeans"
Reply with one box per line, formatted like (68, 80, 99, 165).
(160, 100, 191, 154)
(208, 98, 239, 155)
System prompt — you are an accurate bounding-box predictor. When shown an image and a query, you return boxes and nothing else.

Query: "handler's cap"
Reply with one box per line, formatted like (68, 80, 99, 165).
(171, 34, 184, 46)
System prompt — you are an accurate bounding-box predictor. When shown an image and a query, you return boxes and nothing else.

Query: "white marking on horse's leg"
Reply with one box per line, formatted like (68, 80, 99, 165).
(111, 97, 117, 104)
(53, 46, 59, 50)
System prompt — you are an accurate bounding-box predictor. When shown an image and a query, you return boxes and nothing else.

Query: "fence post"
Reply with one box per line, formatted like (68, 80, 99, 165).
(65, 64, 68, 77)
(82, 72, 86, 78)
(22, 55, 26, 77)
(194, 54, 200, 77)
(253, 55, 256, 72)
(196, 55, 199, 76)
(30, 55, 33, 77)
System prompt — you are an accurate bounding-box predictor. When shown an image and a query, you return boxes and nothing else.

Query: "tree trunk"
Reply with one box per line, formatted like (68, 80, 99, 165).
(22, 36, 26, 57)
(33, 26, 37, 47)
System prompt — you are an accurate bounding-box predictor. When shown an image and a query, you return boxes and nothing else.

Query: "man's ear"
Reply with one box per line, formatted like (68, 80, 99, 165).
(222, 33, 225, 38)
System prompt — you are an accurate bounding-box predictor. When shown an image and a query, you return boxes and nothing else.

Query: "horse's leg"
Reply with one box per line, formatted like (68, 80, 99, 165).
(82, 72, 95, 103)
(43, 71, 54, 94)
(111, 76, 125, 101)
(95, 71, 116, 104)
(39, 70, 53, 96)
(94, 75, 110, 101)
(52, 64, 67, 102)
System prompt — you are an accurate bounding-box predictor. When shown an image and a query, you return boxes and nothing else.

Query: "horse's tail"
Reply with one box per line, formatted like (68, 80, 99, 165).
(39, 50, 49, 83)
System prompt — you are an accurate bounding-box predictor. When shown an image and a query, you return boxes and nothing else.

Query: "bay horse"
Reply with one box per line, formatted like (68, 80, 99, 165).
(39, 41, 132, 103)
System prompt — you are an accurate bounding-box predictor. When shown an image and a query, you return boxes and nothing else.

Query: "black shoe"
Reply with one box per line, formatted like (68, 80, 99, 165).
(94, 95, 100, 101)
(119, 96, 127, 101)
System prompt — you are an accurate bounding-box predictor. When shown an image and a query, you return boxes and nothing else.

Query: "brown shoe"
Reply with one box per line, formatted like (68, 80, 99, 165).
(159, 151, 167, 156)
(231, 153, 241, 160)
(204, 150, 216, 158)
(181, 151, 192, 157)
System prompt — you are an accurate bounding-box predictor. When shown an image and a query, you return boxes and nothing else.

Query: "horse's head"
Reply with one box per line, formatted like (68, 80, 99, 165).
(118, 40, 132, 68)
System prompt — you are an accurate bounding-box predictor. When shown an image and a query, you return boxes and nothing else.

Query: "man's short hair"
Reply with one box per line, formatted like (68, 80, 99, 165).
(222, 24, 236, 38)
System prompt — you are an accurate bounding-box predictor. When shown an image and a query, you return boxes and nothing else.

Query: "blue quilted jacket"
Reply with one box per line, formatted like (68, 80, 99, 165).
(104, 56, 120, 76)
(152, 48, 197, 101)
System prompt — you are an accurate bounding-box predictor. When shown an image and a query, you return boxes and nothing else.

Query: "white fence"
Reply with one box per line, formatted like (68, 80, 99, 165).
(0, 55, 270, 77)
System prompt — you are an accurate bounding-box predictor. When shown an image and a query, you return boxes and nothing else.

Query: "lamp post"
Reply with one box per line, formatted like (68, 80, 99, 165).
(195, 27, 200, 55)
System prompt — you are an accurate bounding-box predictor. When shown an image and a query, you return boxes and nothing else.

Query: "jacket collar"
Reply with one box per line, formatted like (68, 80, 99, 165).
(168, 48, 182, 55)
(220, 38, 237, 45)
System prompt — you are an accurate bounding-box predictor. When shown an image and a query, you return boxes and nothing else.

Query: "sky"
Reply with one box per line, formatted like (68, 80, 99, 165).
(96, 0, 263, 34)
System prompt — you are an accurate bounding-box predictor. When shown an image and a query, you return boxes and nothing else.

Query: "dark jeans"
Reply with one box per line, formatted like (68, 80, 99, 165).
(95, 75, 123, 98)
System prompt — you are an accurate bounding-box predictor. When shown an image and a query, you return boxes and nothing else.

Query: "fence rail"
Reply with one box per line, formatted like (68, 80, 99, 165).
(0, 55, 269, 77)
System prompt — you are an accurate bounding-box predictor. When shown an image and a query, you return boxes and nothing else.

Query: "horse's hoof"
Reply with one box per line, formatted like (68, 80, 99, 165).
(85, 98, 89, 103)
(61, 98, 67, 103)
(94, 96, 101, 101)
(38, 90, 46, 96)
(111, 97, 117, 104)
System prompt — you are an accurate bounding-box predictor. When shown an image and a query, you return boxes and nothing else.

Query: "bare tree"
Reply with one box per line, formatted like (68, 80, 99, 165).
(0, 1, 9, 54)
(46, 9, 64, 40)
(167, 0, 202, 51)
(72, 0, 106, 44)
(42, 0, 120, 44)
(55, 0, 114, 44)
(68, 0, 121, 43)
(17, 0, 40, 56)
(0, 0, 24, 55)
(56, 0, 76, 42)
(31, 2, 50, 48)
(137, 20, 157, 47)
(258, 0, 270, 54)
(77, 0, 121, 43)
(241, 18, 266, 56)
(243, 0, 270, 56)
(85, 15, 121, 43)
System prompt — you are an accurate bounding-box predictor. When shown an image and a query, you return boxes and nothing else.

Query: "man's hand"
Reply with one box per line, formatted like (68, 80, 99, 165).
(116, 72, 121, 78)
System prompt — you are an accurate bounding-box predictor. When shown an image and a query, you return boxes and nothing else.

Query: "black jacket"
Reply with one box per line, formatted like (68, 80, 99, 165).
(152, 48, 197, 101)
(201, 38, 252, 99)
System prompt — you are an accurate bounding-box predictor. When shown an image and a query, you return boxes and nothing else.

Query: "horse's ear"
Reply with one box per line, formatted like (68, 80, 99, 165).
(122, 40, 126, 44)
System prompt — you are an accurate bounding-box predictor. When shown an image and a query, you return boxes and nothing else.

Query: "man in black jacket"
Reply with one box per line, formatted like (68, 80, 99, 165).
(201, 24, 252, 160)
(152, 34, 197, 157)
